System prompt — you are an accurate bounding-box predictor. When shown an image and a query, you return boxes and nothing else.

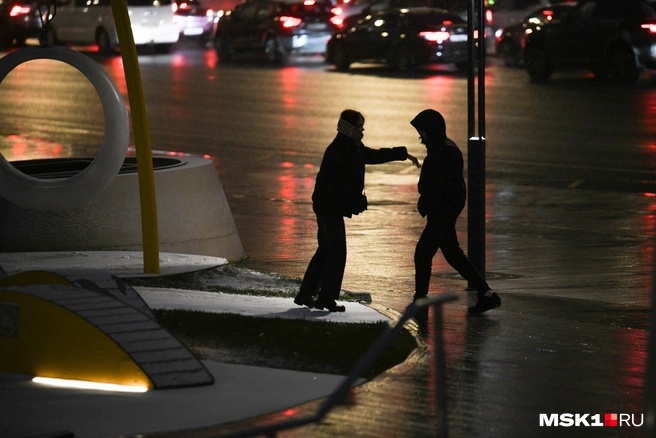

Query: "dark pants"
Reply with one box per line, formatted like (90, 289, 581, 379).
(299, 213, 347, 303)
(414, 210, 489, 299)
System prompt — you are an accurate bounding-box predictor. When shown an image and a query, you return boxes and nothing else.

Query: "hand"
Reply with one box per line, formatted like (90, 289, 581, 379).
(407, 153, 421, 168)
(358, 194, 368, 213)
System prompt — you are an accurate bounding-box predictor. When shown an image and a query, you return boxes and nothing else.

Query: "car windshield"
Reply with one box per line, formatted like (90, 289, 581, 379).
(282, 0, 333, 15)
(486, 0, 538, 12)
(592, 0, 656, 19)
(128, 0, 172, 5)
(426, 0, 468, 9)
(369, 0, 469, 12)
(408, 11, 465, 26)
(641, 1, 656, 18)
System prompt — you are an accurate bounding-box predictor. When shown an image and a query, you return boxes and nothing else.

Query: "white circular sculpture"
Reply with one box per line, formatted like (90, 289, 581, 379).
(0, 45, 129, 210)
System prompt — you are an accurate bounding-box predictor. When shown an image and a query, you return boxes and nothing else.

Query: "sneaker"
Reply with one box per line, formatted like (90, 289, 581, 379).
(293, 293, 315, 308)
(468, 292, 501, 315)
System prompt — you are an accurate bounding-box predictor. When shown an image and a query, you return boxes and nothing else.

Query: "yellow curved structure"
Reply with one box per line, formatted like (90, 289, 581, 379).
(0, 288, 152, 389)
(0, 272, 213, 390)
(0, 270, 73, 287)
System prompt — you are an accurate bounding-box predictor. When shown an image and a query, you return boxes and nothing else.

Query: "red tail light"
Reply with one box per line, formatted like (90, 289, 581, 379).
(485, 9, 492, 24)
(642, 23, 656, 35)
(10, 4, 31, 16)
(279, 15, 303, 28)
(331, 6, 343, 15)
(330, 16, 344, 27)
(420, 31, 450, 43)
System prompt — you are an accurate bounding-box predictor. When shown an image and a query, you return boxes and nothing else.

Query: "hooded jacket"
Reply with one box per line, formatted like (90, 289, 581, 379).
(312, 133, 408, 218)
(410, 109, 466, 218)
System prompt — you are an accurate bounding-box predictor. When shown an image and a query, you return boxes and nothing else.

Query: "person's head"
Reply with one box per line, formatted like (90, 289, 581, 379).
(410, 109, 446, 146)
(340, 109, 365, 127)
(337, 109, 365, 141)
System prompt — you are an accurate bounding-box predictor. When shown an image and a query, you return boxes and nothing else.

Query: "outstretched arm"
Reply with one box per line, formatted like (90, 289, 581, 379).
(407, 153, 421, 168)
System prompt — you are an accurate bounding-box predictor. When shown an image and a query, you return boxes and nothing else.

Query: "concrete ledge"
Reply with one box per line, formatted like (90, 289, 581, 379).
(0, 156, 246, 262)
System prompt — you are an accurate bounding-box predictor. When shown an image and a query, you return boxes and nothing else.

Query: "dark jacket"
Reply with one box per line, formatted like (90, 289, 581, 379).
(415, 138, 466, 218)
(410, 110, 466, 218)
(312, 133, 408, 217)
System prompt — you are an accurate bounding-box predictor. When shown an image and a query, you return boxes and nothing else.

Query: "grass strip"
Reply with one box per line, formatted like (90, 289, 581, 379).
(154, 309, 417, 379)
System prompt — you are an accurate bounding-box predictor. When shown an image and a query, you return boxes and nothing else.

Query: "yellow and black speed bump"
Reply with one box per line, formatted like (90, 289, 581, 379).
(0, 270, 213, 390)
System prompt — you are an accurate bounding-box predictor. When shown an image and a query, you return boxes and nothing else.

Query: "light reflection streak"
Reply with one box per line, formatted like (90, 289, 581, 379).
(33, 376, 148, 393)
(629, 85, 656, 403)
(100, 56, 128, 96)
(422, 74, 455, 109)
(276, 174, 298, 260)
(5, 134, 66, 161)
(274, 168, 315, 260)
(279, 67, 300, 109)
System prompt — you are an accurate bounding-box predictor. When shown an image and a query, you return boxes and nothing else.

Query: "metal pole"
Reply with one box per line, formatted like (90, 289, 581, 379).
(110, 0, 161, 274)
(467, 137, 485, 278)
(467, 0, 475, 139)
(467, 0, 486, 287)
(478, 0, 486, 140)
(432, 303, 449, 437)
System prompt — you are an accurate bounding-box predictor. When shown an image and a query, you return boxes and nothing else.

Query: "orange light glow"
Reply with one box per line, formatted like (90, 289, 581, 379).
(641, 23, 656, 34)
(280, 16, 303, 28)
(330, 16, 344, 27)
(420, 31, 450, 43)
(10, 5, 31, 16)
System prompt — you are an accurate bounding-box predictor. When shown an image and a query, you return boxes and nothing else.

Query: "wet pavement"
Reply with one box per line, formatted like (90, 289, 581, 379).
(2, 48, 654, 437)
(209, 173, 654, 437)
(1, 169, 652, 438)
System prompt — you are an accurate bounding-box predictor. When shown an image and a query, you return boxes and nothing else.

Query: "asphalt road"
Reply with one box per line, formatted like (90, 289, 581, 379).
(1, 43, 655, 314)
(1, 42, 656, 437)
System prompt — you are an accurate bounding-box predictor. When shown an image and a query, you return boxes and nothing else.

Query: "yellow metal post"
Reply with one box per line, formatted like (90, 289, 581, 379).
(109, 0, 160, 273)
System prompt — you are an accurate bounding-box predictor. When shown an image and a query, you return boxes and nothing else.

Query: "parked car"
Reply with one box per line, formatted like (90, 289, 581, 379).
(326, 7, 470, 72)
(523, 0, 656, 83)
(355, 0, 495, 53)
(0, 0, 42, 48)
(174, 0, 215, 42)
(495, 2, 574, 67)
(45, 0, 180, 54)
(486, 0, 551, 34)
(213, 0, 338, 63)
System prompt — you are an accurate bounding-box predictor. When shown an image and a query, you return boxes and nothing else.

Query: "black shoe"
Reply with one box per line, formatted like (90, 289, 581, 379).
(315, 299, 345, 312)
(468, 292, 501, 315)
(413, 293, 427, 302)
(294, 293, 315, 308)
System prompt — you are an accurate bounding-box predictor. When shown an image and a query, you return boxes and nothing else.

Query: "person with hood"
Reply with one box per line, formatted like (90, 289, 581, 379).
(294, 109, 420, 312)
(410, 109, 501, 314)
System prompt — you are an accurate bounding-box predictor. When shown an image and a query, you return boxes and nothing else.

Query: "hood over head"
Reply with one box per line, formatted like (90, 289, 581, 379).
(410, 109, 446, 145)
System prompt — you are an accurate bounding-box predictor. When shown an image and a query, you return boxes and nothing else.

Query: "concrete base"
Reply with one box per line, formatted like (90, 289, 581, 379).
(0, 156, 246, 262)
